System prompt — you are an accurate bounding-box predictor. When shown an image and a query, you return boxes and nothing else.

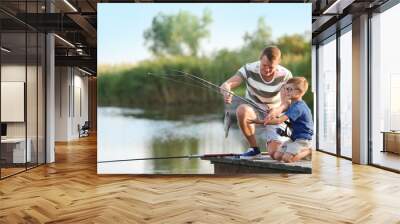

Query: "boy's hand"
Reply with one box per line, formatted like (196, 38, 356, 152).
(266, 107, 280, 121)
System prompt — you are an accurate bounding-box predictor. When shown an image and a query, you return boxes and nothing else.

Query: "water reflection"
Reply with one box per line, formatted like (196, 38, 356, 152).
(151, 137, 200, 173)
(97, 106, 267, 174)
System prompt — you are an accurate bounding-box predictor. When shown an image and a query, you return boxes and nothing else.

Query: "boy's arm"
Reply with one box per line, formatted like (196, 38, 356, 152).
(264, 115, 289, 125)
(266, 86, 291, 120)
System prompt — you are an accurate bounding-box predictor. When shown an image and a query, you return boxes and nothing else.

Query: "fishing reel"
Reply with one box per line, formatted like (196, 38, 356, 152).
(276, 120, 292, 137)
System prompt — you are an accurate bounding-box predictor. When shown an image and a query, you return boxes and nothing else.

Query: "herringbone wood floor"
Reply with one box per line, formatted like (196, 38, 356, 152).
(1, 135, 400, 224)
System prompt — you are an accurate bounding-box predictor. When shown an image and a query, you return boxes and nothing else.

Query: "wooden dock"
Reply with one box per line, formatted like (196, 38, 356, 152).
(201, 155, 312, 174)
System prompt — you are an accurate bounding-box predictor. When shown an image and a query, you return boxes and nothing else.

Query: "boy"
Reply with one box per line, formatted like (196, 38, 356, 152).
(248, 77, 313, 163)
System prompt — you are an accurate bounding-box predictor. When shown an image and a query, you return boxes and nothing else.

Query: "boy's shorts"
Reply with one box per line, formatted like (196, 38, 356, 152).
(245, 103, 290, 143)
(278, 139, 312, 155)
(264, 124, 290, 143)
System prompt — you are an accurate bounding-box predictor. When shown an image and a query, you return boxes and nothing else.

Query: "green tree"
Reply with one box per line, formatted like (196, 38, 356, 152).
(239, 17, 273, 62)
(100, 18, 312, 109)
(143, 9, 212, 57)
(243, 17, 272, 51)
(277, 33, 309, 55)
(276, 32, 313, 112)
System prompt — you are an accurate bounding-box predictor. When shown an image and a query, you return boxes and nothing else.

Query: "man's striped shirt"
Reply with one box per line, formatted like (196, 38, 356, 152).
(238, 61, 292, 110)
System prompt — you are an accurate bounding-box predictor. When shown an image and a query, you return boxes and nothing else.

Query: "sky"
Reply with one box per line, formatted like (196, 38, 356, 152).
(98, 3, 311, 65)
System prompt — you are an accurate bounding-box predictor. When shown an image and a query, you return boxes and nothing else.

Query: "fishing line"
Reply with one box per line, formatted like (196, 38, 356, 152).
(147, 72, 215, 94)
(147, 70, 269, 115)
(148, 72, 222, 95)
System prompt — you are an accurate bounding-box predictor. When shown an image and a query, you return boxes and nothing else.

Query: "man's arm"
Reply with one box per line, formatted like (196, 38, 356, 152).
(220, 73, 243, 104)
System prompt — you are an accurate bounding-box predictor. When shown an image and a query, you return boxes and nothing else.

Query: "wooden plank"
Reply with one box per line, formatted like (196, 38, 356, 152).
(202, 156, 312, 174)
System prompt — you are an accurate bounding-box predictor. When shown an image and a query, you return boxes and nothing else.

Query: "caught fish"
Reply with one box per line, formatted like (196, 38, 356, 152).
(224, 111, 231, 138)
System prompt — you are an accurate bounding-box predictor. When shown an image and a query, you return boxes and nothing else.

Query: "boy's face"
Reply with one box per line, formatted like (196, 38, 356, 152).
(284, 83, 303, 100)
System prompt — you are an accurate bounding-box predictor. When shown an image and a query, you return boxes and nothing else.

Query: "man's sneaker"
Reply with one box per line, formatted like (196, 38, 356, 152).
(240, 147, 261, 158)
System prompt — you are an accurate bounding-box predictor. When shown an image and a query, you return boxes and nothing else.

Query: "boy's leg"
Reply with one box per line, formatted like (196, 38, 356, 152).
(291, 148, 312, 162)
(265, 123, 289, 156)
(272, 151, 284, 161)
(267, 140, 282, 157)
(284, 139, 312, 163)
(271, 140, 287, 160)
(282, 153, 294, 163)
(270, 138, 290, 160)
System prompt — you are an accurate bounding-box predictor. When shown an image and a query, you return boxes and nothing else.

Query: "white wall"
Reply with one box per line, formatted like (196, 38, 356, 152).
(55, 67, 89, 141)
(1, 63, 46, 164)
(1, 65, 30, 138)
(55, 66, 70, 141)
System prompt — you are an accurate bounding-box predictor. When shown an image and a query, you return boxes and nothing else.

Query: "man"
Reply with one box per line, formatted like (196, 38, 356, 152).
(220, 46, 292, 158)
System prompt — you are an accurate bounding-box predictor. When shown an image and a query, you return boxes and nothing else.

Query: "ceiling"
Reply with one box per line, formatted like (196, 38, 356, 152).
(1, 0, 98, 74)
(0, 0, 395, 75)
(311, 0, 390, 43)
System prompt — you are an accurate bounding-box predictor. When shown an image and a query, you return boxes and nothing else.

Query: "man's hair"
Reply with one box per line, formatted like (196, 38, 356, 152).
(287, 77, 309, 95)
(260, 46, 281, 62)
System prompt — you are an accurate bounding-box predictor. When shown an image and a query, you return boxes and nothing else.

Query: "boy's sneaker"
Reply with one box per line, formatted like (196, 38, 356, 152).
(240, 147, 261, 158)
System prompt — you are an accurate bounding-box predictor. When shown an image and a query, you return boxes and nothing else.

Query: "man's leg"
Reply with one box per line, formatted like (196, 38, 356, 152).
(236, 104, 258, 147)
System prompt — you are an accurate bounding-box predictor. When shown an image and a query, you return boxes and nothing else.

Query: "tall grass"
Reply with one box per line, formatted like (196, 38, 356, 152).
(98, 41, 312, 110)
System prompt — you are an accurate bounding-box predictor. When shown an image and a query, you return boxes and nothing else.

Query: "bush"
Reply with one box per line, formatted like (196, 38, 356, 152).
(98, 34, 312, 109)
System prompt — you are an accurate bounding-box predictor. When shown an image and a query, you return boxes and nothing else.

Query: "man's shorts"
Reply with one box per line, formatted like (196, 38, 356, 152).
(278, 139, 312, 155)
(244, 103, 289, 143)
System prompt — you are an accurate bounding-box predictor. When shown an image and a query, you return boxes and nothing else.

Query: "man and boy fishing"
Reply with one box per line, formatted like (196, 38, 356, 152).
(100, 46, 313, 165)
(220, 46, 313, 163)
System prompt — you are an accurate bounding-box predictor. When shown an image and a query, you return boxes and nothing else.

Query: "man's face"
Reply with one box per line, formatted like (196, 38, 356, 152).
(260, 55, 279, 77)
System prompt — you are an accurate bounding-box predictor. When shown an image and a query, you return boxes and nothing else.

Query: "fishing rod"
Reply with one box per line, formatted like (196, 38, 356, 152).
(171, 71, 293, 137)
(174, 69, 270, 115)
(97, 153, 240, 164)
(146, 70, 274, 139)
(147, 70, 269, 115)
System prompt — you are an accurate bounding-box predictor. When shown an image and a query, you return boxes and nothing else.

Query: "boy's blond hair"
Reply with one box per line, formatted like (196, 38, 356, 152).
(287, 77, 308, 95)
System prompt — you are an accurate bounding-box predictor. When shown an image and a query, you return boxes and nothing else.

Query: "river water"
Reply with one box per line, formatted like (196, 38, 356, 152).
(97, 106, 268, 174)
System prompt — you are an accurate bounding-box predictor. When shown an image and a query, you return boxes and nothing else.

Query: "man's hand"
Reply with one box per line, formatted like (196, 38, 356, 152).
(220, 84, 233, 104)
(220, 74, 243, 104)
